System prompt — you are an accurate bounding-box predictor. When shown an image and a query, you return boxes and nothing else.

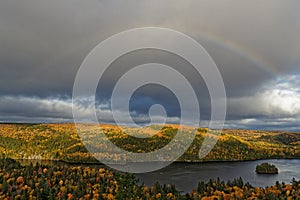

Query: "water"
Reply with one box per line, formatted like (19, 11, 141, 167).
(135, 159, 300, 193)
(18, 159, 300, 193)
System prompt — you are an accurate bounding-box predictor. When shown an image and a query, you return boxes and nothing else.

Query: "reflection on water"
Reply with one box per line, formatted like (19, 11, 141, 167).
(18, 159, 300, 193)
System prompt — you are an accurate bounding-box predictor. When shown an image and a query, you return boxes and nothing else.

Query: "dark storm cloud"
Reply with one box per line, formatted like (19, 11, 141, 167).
(0, 0, 300, 130)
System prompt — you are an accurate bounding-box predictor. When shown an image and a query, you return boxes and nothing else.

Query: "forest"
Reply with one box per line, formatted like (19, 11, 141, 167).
(0, 158, 300, 199)
(0, 124, 300, 199)
(0, 123, 299, 163)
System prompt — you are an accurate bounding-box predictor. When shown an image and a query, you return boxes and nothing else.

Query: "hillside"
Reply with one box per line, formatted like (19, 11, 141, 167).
(0, 123, 299, 163)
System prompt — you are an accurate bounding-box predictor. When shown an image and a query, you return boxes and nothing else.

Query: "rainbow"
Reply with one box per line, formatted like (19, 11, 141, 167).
(190, 31, 278, 76)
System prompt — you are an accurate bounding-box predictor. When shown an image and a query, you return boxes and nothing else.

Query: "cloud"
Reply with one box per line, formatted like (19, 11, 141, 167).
(225, 117, 300, 132)
(0, 96, 73, 120)
(0, 0, 299, 130)
(0, 73, 299, 131)
(228, 74, 300, 118)
(0, 95, 181, 125)
(225, 74, 300, 130)
(1, 0, 299, 96)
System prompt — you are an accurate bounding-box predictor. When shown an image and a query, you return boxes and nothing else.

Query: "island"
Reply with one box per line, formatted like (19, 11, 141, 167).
(256, 163, 279, 174)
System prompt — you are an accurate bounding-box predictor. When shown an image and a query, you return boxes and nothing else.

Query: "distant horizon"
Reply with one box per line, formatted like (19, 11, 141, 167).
(0, 121, 299, 133)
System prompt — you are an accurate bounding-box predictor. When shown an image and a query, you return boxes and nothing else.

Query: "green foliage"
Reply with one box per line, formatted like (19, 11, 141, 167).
(256, 163, 278, 174)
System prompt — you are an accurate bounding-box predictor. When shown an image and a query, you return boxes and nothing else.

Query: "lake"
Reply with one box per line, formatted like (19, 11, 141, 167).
(135, 159, 300, 193)
(19, 159, 300, 194)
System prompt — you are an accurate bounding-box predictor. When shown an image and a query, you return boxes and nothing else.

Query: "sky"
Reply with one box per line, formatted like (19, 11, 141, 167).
(0, 0, 300, 131)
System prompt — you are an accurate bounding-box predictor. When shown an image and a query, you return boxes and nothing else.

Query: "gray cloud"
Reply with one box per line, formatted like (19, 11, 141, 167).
(0, 0, 300, 130)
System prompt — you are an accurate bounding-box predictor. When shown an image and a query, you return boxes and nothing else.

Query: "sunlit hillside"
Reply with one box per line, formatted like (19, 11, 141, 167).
(0, 124, 299, 163)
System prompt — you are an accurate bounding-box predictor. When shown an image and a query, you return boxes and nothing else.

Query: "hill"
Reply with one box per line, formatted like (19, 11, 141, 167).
(0, 123, 299, 163)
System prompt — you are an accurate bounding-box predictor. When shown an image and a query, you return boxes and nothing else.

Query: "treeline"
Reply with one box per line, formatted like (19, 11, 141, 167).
(1, 159, 300, 199)
(0, 158, 181, 199)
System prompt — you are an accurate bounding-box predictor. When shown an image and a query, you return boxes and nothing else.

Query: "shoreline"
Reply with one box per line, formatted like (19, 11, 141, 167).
(11, 157, 300, 166)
